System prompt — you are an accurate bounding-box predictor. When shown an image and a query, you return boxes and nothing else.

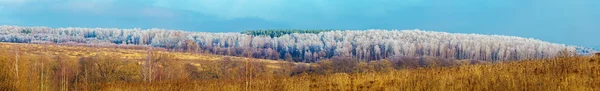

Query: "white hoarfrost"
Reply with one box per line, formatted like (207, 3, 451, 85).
(0, 25, 584, 62)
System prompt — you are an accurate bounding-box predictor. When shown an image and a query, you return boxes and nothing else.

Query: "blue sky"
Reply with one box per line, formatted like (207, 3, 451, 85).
(0, 0, 599, 49)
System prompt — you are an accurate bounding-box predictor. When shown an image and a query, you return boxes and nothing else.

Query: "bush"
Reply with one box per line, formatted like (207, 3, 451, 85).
(316, 57, 360, 74)
(77, 54, 139, 83)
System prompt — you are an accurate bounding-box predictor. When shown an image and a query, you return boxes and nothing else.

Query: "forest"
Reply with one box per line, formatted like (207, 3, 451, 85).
(242, 29, 332, 37)
(2, 26, 593, 63)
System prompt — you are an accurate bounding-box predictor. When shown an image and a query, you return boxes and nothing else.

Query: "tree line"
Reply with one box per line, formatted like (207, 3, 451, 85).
(0, 25, 588, 62)
(242, 29, 333, 38)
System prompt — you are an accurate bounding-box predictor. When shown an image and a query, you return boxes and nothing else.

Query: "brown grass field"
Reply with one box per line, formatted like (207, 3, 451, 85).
(1, 42, 599, 91)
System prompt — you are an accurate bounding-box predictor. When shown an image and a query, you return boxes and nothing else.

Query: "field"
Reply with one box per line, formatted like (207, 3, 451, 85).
(0, 42, 293, 91)
(1, 42, 599, 91)
(101, 56, 600, 91)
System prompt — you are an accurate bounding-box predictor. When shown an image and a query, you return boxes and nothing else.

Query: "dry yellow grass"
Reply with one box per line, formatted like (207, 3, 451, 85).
(0, 42, 289, 67)
(0, 43, 232, 61)
(151, 56, 600, 91)
(91, 56, 600, 91)
(0, 43, 290, 91)
(1, 42, 599, 91)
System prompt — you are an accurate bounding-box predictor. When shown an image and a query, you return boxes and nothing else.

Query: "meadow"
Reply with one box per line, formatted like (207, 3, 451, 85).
(1, 42, 599, 91)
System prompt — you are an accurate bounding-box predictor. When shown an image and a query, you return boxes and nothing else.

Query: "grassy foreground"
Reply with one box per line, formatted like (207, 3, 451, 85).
(1, 42, 599, 91)
(102, 56, 600, 91)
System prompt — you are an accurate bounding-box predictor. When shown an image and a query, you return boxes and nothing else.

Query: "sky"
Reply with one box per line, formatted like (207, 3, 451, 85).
(0, 0, 599, 49)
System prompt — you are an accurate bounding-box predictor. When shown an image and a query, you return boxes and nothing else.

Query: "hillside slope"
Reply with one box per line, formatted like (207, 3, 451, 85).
(0, 42, 281, 63)
(1, 26, 592, 62)
(1, 42, 598, 90)
(91, 54, 600, 91)
(0, 42, 301, 90)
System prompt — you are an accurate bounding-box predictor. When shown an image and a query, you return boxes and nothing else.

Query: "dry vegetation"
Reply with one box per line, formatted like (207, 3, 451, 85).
(1, 42, 599, 91)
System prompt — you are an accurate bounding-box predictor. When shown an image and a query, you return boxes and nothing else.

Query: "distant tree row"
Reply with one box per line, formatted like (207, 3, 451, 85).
(0, 25, 587, 62)
(241, 29, 332, 38)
